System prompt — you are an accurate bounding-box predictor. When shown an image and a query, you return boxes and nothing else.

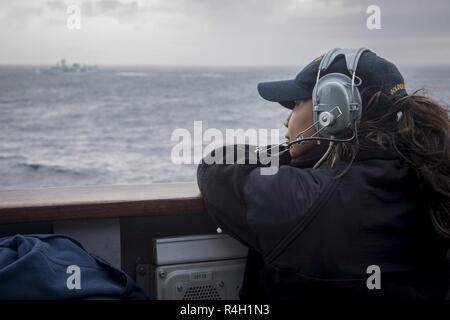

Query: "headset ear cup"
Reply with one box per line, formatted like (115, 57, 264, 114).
(312, 73, 362, 137)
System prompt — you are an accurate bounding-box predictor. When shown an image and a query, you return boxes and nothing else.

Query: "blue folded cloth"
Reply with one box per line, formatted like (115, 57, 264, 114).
(0, 234, 147, 300)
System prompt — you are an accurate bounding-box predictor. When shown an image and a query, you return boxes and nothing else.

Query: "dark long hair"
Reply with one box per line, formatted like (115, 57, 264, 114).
(323, 90, 450, 238)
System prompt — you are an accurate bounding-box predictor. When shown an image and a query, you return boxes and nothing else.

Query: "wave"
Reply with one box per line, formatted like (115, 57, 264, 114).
(0, 154, 27, 162)
(115, 72, 149, 77)
(199, 73, 227, 78)
(17, 161, 84, 176)
(0, 98, 29, 104)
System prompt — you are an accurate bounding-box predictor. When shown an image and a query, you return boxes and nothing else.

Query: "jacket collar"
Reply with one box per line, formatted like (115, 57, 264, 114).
(289, 142, 330, 169)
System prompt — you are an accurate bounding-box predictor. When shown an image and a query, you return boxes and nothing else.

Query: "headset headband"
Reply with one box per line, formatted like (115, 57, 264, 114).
(315, 47, 369, 105)
(318, 47, 368, 75)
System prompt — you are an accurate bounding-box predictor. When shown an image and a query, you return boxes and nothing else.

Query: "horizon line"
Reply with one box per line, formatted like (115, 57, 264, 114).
(1, 62, 450, 69)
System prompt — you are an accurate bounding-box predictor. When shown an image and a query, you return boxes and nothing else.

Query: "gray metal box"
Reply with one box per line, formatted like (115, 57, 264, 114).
(155, 259, 246, 300)
(151, 234, 248, 300)
(153, 234, 248, 265)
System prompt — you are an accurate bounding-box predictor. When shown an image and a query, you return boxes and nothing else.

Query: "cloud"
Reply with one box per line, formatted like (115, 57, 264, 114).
(43, 0, 142, 18)
(45, 1, 67, 11)
(81, 0, 140, 17)
(0, 0, 449, 65)
(5, 4, 43, 21)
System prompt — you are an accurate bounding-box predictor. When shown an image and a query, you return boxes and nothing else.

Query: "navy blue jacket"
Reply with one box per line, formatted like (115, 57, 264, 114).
(197, 144, 450, 300)
(0, 234, 147, 300)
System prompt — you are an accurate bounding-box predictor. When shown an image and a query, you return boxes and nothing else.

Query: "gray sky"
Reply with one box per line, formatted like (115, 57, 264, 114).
(0, 0, 449, 66)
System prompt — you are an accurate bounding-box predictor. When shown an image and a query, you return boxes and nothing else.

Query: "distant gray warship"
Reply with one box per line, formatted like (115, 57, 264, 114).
(42, 59, 98, 74)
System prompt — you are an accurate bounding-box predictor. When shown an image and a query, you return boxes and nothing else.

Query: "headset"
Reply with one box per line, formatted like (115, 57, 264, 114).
(256, 48, 369, 167)
(311, 47, 367, 139)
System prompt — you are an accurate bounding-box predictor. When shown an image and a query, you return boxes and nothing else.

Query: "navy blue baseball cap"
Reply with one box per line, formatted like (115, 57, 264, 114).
(257, 50, 408, 109)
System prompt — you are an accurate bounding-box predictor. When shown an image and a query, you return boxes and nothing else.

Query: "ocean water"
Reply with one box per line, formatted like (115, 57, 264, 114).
(0, 65, 449, 189)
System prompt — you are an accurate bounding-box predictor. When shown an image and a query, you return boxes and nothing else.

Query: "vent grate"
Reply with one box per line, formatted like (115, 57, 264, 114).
(182, 285, 222, 300)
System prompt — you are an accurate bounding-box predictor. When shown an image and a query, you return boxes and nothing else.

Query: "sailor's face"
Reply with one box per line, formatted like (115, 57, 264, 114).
(284, 99, 318, 158)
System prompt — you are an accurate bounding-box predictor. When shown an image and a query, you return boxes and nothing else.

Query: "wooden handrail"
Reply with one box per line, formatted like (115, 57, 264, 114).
(0, 182, 205, 224)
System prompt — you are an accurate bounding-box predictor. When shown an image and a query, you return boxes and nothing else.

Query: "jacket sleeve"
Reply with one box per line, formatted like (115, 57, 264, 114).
(197, 144, 334, 256)
(197, 144, 291, 253)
